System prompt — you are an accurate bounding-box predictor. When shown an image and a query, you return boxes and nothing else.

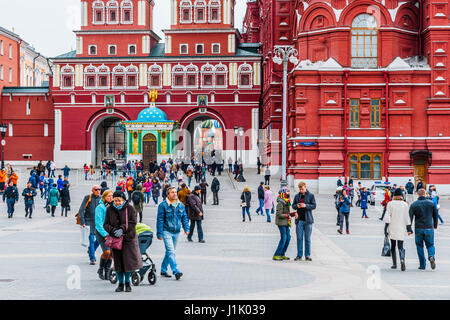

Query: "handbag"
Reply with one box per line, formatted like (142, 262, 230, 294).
(381, 236, 391, 257)
(80, 225, 90, 247)
(46, 205, 50, 214)
(240, 193, 247, 207)
(105, 208, 128, 251)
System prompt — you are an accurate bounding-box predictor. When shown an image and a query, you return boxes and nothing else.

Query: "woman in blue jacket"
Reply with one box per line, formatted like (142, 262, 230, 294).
(338, 189, 351, 234)
(360, 187, 371, 219)
(95, 190, 114, 280)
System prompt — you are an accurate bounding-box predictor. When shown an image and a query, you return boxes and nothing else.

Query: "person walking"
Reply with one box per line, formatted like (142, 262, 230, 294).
(177, 183, 191, 207)
(240, 186, 252, 222)
(8, 171, 18, 187)
(211, 177, 220, 205)
(292, 182, 317, 261)
(63, 165, 70, 179)
(264, 185, 274, 223)
(409, 188, 439, 270)
(360, 187, 370, 218)
(151, 178, 161, 206)
(405, 179, 415, 205)
(60, 183, 71, 217)
(264, 167, 271, 186)
(273, 187, 294, 261)
(199, 179, 208, 205)
(384, 188, 413, 271)
(47, 184, 60, 217)
(257, 157, 262, 175)
(186, 186, 205, 243)
(430, 186, 444, 224)
(126, 177, 134, 200)
(156, 187, 190, 280)
(337, 188, 351, 234)
(131, 184, 145, 223)
(416, 180, 424, 193)
(161, 178, 171, 202)
(95, 190, 114, 280)
(79, 185, 102, 265)
(3, 180, 19, 218)
(255, 182, 265, 216)
(22, 182, 37, 219)
(0, 169, 7, 194)
(379, 188, 392, 220)
(142, 178, 152, 204)
(104, 190, 142, 292)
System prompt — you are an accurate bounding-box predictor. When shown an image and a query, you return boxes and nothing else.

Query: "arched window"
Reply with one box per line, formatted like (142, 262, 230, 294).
(180, 0, 192, 23)
(172, 64, 186, 88)
(238, 63, 253, 88)
(112, 65, 126, 88)
(61, 65, 74, 90)
(215, 63, 228, 88)
(186, 63, 199, 89)
(89, 45, 97, 55)
(107, 0, 119, 24)
(97, 64, 110, 89)
(194, 0, 206, 23)
(125, 65, 138, 88)
(92, 0, 105, 24)
(148, 64, 162, 89)
(209, 0, 221, 23)
(351, 14, 378, 69)
(120, 0, 133, 24)
(201, 63, 214, 88)
(84, 65, 98, 89)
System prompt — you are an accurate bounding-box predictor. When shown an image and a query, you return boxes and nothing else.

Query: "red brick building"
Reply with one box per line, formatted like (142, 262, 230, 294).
(244, 0, 450, 193)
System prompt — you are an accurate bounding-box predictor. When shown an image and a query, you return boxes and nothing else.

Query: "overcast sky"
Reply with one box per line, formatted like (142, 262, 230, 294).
(0, 0, 247, 58)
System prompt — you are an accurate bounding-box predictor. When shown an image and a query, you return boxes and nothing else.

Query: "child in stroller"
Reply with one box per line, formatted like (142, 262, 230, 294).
(110, 223, 157, 286)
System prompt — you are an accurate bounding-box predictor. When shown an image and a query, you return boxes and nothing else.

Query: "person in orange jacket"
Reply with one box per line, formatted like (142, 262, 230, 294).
(379, 188, 392, 220)
(0, 169, 7, 193)
(8, 171, 18, 187)
(126, 176, 134, 200)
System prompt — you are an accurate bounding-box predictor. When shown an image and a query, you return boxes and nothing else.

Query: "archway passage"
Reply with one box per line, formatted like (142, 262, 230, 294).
(142, 133, 157, 169)
(95, 117, 126, 166)
(186, 117, 224, 164)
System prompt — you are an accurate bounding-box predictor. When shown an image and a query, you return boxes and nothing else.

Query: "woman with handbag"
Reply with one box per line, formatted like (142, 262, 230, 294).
(60, 183, 71, 217)
(103, 191, 142, 292)
(240, 186, 252, 222)
(95, 190, 114, 280)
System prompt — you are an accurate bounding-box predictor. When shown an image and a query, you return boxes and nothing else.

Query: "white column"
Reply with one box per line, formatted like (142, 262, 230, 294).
(54, 109, 62, 153)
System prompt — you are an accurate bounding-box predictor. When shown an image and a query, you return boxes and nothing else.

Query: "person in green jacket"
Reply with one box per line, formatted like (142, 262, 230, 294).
(273, 187, 294, 261)
(95, 190, 114, 280)
(47, 183, 60, 217)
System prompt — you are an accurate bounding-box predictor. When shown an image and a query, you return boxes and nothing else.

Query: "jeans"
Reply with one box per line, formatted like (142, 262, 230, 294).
(187, 177, 192, 187)
(88, 233, 99, 262)
(274, 226, 290, 256)
(6, 198, 15, 215)
(116, 272, 131, 284)
(296, 220, 312, 258)
(201, 191, 207, 205)
(188, 220, 203, 241)
(25, 203, 33, 217)
(145, 192, 151, 204)
(213, 192, 219, 205)
(339, 212, 350, 231)
(242, 206, 250, 220)
(161, 231, 180, 275)
(265, 209, 272, 222)
(50, 170, 55, 178)
(362, 208, 367, 218)
(153, 196, 159, 205)
(256, 198, 264, 214)
(264, 176, 270, 185)
(437, 211, 444, 223)
(415, 228, 435, 268)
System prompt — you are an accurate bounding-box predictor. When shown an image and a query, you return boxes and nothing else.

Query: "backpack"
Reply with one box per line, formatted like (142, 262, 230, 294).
(132, 192, 141, 206)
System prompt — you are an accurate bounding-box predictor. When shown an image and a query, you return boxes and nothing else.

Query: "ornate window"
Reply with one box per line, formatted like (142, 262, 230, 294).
(209, 0, 221, 23)
(185, 63, 199, 89)
(60, 65, 74, 90)
(125, 65, 138, 89)
(107, 0, 119, 24)
(196, 44, 204, 54)
(370, 99, 381, 128)
(349, 99, 360, 128)
(351, 14, 378, 69)
(128, 44, 136, 55)
(215, 63, 228, 88)
(112, 65, 126, 89)
(97, 64, 110, 89)
(212, 43, 220, 54)
(201, 63, 214, 88)
(120, 0, 133, 24)
(349, 153, 382, 180)
(92, 0, 105, 25)
(194, 0, 207, 23)
(180, 0, 192, 23)
(84, 65, 98, 89)
(238, 63, 253, 88)
(89, 45, 97, 55)
(148, 64, 162, 89)
(180, 44, 188, 54)
(108, 45, 117, 55)
(172, 64, 186, 88)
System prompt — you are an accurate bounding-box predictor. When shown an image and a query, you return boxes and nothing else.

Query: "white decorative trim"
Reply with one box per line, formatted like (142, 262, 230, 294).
(60, 64, 75, 90)
(148, 63, 162, 89)
(172, 63, 186, 88)
(128, 44, 137, 55)
(211, 43, 220, 54)
(185, 63, 199, 89)
(208, 0, 221, 23)
(106, 0, 119, 24)
(108, 44, 117, 55)
(120, 0, 134, 24)
(88, 45, 97, 55)
(195, 43, 204, 54)
(180, 0, 193, 24)
(194, 0, 207, 23)
(238, 62, 253, 88)
(92, 0, 105, 25)
(179, 43, 189, 55)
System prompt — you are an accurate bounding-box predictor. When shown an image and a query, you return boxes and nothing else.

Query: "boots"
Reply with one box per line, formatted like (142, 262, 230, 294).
(399, 248, 406, 271)
(125, 282, 132, 292)
(391, 249, 397, 269)
(104, 259, 112, 280)
(97, 259, 107, 280)
(115, 283, 124, 292)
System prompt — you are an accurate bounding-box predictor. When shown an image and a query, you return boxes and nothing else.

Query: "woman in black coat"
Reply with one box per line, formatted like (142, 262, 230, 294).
(60, 184, 71, 217)
(151, 178, 161, 205)
(240, 186, 252, 222)
(103, 191, 142, 292)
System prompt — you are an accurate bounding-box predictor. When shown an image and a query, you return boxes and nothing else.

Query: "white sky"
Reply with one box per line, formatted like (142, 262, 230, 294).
(0, 0, 247, 57)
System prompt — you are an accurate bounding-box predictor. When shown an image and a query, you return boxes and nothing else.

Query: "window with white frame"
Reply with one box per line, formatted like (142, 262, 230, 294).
(89, 45, 97, 55)
(44, 123, 48, 137)
(180, 44, 188, 55)
(201, 63, 214, 88)
(351, 14, 378, 69)
(84, 65, 98, 89)
(125, 65, 138, 89)
(108, 45, 117, 55)
(92, 0, 105, 24)
(208, 0, 221, 23)
(0, 40, 3, 55)
(196, 44, 204, 54)
(26, 99, 31, 115)
(9, 44, 12, 59)
(238, 63, 253, 88)
(97, 64, 110, 89)
(148, 64, 162, 89)
(61, 65, 74, 89)
(212, 43, 220, 54)
(107, 0, 119, 24)
(0, 65, 3, 80)
(180, 0, 192, 23)
(185, 63, 199, 89)
(215, 63, 228, 88)
(194, 0, 207, 23)
(112, 65, 126, 88)
(128, 44, 136, 55)
(172, 64, 186, 88)
(9, 68, 12, 83)
(121, 0, 133, 24)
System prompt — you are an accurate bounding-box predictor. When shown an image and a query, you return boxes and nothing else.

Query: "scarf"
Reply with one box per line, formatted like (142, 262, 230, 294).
(113, 202, 125, 211)
(278, 193, 291, 207)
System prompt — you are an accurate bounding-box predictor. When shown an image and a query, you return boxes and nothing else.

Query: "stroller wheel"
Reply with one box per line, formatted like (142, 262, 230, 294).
(109, 271, 117, 284)
(131, 272, 140, 286)
(148, 271, 157, 285)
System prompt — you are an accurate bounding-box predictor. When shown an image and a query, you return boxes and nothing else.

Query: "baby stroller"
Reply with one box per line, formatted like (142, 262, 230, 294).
(110, 225, 157, 286)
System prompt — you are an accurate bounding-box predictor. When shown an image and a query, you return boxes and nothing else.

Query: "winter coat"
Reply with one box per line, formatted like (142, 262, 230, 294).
(131, 185, 145, 213)
(264, 190, 274, 210)
(200, 181, 208, 192)
(22, 187, 37, 205)
(47, 188, 60, 207)
(211, 178, 220, 193)
(151, 181, 161, 197)
(95, 200, 109, 238)
(292, 190, 317, 224)
(381, 192, 391, 207)
(405, 182, 414, 194)
(60, 186, 71, 208)
(409, 197, 439, 229)
(385, 200, 411, 241)
(177, 187, 191, 206)
(156, 200, 190, 238)
(3, 185, 18, 201)
(8, 173, 18, 185)
(360, 191, 370, 210)
(126, 179, 134, 192)
(337, 194, 351, 214)
(143, 181, 152, 193)
(257, 185, 265, 199)
(103, 203, 143, 273)
(0, 171, 6, 183)
(78, 194, 101, 235)
(187, 193, 204, 221)
(275, 198, 291, 227)
(240, 191, 251, 208)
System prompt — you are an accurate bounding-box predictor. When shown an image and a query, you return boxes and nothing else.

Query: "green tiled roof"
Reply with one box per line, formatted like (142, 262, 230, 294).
(2, 86, 49, 94)
(53, 50, 77, 59)
(149, 43, 165, 57)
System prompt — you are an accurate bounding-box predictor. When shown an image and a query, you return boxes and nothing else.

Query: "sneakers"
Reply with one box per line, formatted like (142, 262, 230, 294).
(175, 272, 183, 280)
(187, 238, 193, 242)
(199, 240, 205, 243)
(401, 260, 406, 272)
(281, 256, 290, 260)
(272, 256, 283, 261)
(115, 283, 124, 292)
(346, 230, 350, 234)
(337, 229, 343, 234)
(305, 257, 312, 261)
(391, 265, 397, 269)
(89, 260, 96, 265)
(294, 256, 302, 261)
(160, 272, 172, 278)
(429, 257, 436, 270)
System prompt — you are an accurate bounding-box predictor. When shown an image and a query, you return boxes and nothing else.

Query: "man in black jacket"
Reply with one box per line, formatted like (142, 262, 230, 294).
(22, 182, 37, 219)
(405, 179, 415, 205)
(409, 188, 438, 270)
(187, 186, 205, 243)
(3, 180, 19, 218)
(79, 186, 102, 265)
(255, 182, 265, 215)
(292, 181, 317, 261)
(211, 177, 220, 205)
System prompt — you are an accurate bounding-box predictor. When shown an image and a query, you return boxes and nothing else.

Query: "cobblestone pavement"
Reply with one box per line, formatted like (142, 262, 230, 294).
(0, 167, 448, 299)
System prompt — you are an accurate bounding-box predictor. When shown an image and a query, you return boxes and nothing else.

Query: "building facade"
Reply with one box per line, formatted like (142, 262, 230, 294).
(244, 0, 450, 194)
(20, 43, 52, 87)
(0, 26, 21, 92)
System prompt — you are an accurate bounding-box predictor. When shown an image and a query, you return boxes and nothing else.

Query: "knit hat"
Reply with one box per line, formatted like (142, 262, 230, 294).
(278, 187, 289, 195)
(394, 188, 403, 197)
(113, 190, 127, 200)
(194, 185, 201, 192)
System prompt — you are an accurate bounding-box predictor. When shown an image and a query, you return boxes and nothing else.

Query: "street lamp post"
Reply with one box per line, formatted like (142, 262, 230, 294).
(273, 46, 299, 187)
(238, 126, 245, 181)
(0, 123, 7, 170)
(234, 125, 239, 164)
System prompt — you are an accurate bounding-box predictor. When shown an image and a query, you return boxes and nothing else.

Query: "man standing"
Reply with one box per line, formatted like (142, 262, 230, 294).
(416, 179, 424, 193)
(264, 167, 271, 186)
(211, 177, 220, 205)
(3, 181, 19, 218)
(177, 183, 191, 207)
(292, 181, 317, 261)
(255, 182, 265, 216)
(409, 189, 438, 270)
(405, 179, 415, 205)
(79, 185, 102, 265)
(187, 186, 205, 243)
(257, 157, 262, 175)
(22, 182, 37, 219)
(157, 187, 190, 280)
(199, 179, 208, 205)
(63, 165, 71, 179)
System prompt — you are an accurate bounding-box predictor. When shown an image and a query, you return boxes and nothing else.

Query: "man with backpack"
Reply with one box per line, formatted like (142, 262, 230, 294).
(131, 184, 145, 223)
(211, 177, 220, 205)
(79, 185, 102, 265)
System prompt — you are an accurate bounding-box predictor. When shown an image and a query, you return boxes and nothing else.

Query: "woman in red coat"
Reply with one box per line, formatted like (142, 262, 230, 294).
(379, 188, 391, 221)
